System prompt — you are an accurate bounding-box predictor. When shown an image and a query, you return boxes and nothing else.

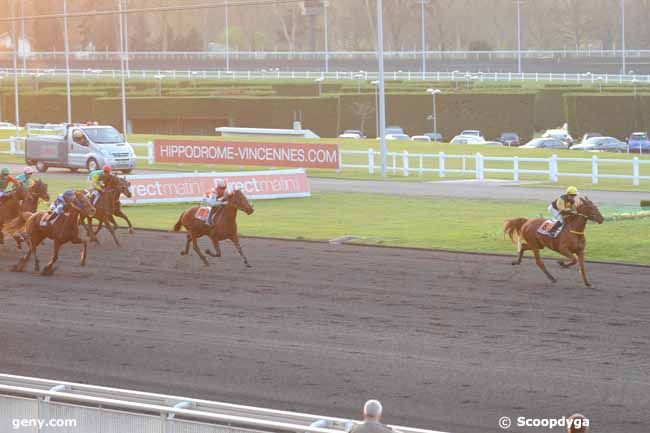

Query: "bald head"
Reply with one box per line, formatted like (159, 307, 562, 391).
(363, 400, 383, 420)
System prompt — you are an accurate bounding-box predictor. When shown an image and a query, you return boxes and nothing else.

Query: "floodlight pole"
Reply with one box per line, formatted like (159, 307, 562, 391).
(11, 0, 20, 133)
(516, 0, 522, 74)
(419, 0, 426, 80)
(323, 1, 329, 74)
(225, 0, 230, 71)
(621, 0, 626, 74)
(118, 0, 128, 134)
(63, 0, 72, 123)
(377, 0, 387, 176)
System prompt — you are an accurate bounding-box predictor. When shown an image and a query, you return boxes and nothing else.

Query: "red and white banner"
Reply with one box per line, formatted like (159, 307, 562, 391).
(154, 139, 340, 169)
(121, 169, 310, 204)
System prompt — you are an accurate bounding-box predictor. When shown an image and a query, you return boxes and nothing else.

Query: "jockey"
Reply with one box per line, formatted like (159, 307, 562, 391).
(0, 167, 18, 201)
(201, 180, 229, 224)
(16, 166, 36, 188)
(548, 186, 579, 232)
(88, 165, 112, 205)
(47, 190, 76, 224)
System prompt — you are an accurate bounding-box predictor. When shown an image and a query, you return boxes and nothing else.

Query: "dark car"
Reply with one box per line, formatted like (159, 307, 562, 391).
(628, 132, 650, 153)
(498, 132, 520, 147)
(424, 132, 444, 142)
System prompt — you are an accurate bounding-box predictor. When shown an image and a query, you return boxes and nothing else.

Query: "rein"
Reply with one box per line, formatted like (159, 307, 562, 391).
(569, 213, 589, 236)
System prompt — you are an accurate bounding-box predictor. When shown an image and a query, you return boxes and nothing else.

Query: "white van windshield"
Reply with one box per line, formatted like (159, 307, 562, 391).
(82, 127, 122, 144)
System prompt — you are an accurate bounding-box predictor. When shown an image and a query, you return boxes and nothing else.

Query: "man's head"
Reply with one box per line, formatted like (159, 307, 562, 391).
(215, 179, 228, 194)
(1, 167, 9, 178)
(62, 190, 75, 202)
(363, 400, 383, 421)
(103, 165, 112, 175)
(23, 166, 34, 177)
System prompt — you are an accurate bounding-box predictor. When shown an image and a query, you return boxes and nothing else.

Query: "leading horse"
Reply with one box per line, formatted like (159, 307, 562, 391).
(173, 189, 254, 267)
(504, 197, 604, 287)
(13, 191, 95, 275)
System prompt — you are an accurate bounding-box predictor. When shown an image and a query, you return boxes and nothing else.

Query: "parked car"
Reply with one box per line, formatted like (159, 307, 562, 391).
(498, 132, 520, 147)
(578, 132, 603, 145)
(411, 135, 432, 142)
(0, 122, 21, 130)
(424, 132, 444, 142)
(520, 137, 568, 149)
(460, 130, 484, 139)
(384, 133, 410, 140)
(450, 134, 487, 145)
(386, 126, 405, 135)
(628, 132, 650, 153)
(572, 136, 627, 152)
(542, 129, 573, 147)
(338, 129, 365, 139)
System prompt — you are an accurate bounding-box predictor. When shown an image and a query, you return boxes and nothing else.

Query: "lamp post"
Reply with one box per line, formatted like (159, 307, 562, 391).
(11, 0, 20, 134)
(118, 0, 128, 134)
(225, 0, 230, 71)
(323, 0, 329, 74)
(621, 0, 626, 75)
(371, 80, 379, 138)
(597, 76, 603, 93)
(417, 0, 429, 80)
(354, 72, 365, 94)
(632, 77, 638, 97)
(426, 88, 441, 135)
(376, 0, 387, 176)
(63, 0, 72, 123)
(515, 0, 523, 74)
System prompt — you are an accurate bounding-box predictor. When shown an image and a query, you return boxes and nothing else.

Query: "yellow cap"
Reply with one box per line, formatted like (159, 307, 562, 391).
(566, 186, 578, 195)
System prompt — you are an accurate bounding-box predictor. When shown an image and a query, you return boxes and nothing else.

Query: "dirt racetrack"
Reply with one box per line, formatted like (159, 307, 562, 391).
(0, 231, 648, 433)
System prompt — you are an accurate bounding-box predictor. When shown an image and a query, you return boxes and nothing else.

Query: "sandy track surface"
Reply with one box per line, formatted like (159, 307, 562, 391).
(0, 231, 648, 433)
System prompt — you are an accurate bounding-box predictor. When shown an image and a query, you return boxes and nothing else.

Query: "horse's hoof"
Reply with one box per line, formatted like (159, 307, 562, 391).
(128, 228, 135, 235)
(11, 266, 23, 273)
(180, 251, 187, 256)
(245, 264, 252, 268)
(511, 260, 518, 266)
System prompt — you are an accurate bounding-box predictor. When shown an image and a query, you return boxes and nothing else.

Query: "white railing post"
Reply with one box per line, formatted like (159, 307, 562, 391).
(392, 153, 396, 175)
(368, 148, 375, 174)
(513, 156, 519, 181)
(549, 154, 558, 182)
(438, 152, 445, 178)
(402, 150, 409, 176)
(633, 157, 640, 186)
(9, 137, 17, 155)
(475, 153, 484, 180)
(418, 155, 423, 176)
(591, 155, 599, 184)
(147, 141, 155, 164)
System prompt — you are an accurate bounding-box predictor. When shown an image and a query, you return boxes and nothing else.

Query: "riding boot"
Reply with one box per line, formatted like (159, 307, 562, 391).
(549, 220, 562, 236)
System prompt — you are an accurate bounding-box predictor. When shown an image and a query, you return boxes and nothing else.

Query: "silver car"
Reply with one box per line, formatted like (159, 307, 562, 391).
(572, 136, 627, 152)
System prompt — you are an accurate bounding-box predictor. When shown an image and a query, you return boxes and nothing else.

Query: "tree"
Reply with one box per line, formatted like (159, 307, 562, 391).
(351, 101, 375, 137)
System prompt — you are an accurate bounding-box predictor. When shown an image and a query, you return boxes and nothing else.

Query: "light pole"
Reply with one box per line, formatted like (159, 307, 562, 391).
(314, 76, 324, 97)
(123, 0, 130, 75)
(418, 0, 428, 80)
(11, 0, 20, 134)
(377, 0, 387, 176)
(597, 76, 603, 93)
(632, 77, 638, 97)
(323, 0, 329, 74)
(354, 72, 364, 94)
(118, 0, 128, 134)
(371, 80, 379, 138)
(620, 0, 626, 74)
(225, 0, 230, 71)
(426, 88, 441, 134)
(20, 0, 26, 72)
(63, 0, 72, 123)
(516, 0, 523, 74)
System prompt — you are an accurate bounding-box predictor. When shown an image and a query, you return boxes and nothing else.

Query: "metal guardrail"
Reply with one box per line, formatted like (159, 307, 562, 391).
(0, 374, 446, 433)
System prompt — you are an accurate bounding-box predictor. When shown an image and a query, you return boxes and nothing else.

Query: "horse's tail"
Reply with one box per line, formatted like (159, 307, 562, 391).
(173, 212, 185, 232)
(503, 217, 528, 243)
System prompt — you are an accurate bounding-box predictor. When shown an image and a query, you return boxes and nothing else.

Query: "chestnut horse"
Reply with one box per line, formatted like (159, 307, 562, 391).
(13, 191, 95, 276)
(0, 184, 29, 246)
(83, 175, 133, 246)
(504, 197, 604, 287)
(2, 179, 50, 249)
(173, 189, 254, 267)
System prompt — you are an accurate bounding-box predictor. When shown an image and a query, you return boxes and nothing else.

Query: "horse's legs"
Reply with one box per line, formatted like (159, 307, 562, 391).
(114, 209, 134, 234)
(512, 240, 528, 265)
(191, 237, 209, 266)
(42, 240, 62, 275)
(231, 235, 251, 268)
(532, 249, 556, 283)
(13, 235, 23, 250)
(13, 235, 33, 272)
(205, 236, 222, 257)
(180, 234, 191, 255)
(104, 219, 121, 247)
(556, 247, 578, 269)
(577, 251, 592, 288)
(80, 239, 88, 266)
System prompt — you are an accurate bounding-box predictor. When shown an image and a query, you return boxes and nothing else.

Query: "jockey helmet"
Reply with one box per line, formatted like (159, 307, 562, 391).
(1, 167, 9, 175)
(23, 166, 34, 175)
(102, 165, 112, 174)
(63, 190, 75, 200)
(566, 186, 578, 196)
(216, 179, 227, 188)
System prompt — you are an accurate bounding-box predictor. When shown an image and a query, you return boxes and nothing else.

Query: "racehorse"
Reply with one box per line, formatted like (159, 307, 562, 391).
(83, 175, 133, 246)
(172, 189, 254, 267)
(0, 184, 29, 246)
(504, 197, 604, 287)
(1, 179, 50, 249)
(13, 191, 95, 276)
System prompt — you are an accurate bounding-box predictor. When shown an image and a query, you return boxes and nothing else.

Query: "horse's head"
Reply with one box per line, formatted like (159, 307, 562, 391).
(577, 196, 604, 224)
(31, 179, 50, 202)
(71, 190, 96, 217)
(228, 189, 254, 215)
(117, 176, 132, 198)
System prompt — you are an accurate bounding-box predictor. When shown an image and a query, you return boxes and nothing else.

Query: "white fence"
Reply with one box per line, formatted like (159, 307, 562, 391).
(340, 149, 650, 185)
(3, 68, 650, 85)
(0, 374, 445, 433)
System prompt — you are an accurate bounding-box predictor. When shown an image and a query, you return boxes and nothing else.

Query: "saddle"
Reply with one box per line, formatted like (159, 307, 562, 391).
(195, 207, 213, 225)
(537, 219, 563, 238)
